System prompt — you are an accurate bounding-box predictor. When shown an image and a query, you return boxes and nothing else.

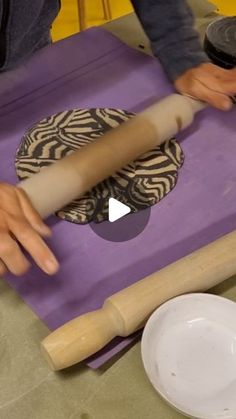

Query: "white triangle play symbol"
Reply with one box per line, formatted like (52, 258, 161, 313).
(108, 198, 131, 223)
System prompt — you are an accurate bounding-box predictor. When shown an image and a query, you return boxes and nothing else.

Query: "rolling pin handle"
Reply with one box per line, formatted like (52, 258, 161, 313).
(41, 301, 126, 371)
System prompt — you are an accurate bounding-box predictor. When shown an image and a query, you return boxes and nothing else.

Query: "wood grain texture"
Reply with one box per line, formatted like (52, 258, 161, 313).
(41, 230, 236, 370)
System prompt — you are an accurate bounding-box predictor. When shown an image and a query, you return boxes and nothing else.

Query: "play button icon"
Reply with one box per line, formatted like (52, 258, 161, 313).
(89, 196, 151, 243)
(108, 198, 131, 222)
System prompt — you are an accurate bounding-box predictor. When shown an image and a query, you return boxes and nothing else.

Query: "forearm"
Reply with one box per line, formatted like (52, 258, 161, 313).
(131, 0, 209, 81)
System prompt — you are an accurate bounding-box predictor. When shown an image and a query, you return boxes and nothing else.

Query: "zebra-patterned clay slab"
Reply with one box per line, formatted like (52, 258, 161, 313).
(15, 108, 184, 224)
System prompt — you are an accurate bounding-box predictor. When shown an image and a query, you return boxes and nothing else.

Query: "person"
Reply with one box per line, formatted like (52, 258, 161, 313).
(0, 0, 236, 276)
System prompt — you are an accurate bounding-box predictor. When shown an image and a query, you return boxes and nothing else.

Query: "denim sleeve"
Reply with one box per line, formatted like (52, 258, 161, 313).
(131, 0, 209, 81)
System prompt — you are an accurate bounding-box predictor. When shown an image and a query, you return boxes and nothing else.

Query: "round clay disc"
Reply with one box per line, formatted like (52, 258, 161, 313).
(15, 108, 184, 224)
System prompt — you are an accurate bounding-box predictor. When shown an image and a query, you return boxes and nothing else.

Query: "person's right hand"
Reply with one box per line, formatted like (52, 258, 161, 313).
(0, 182, 59, 276)
(175, 63, 236, 111)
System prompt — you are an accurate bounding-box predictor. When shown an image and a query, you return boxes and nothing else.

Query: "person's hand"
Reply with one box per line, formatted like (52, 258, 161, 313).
(175, 63, 236, 111)
(0, 182, 59, 276)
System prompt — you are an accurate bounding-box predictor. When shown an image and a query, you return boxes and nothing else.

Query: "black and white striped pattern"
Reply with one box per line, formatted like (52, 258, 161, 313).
(15, 108, 184, 224)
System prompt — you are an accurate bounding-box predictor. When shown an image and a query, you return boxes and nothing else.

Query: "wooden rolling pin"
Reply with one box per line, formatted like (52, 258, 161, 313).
(17, 94, 207, 370)
(41, 230, 236, 370)
(19, 94, 206, 218)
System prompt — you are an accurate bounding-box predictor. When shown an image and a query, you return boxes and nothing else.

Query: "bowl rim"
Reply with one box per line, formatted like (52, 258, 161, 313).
(141, 293, 236, 419)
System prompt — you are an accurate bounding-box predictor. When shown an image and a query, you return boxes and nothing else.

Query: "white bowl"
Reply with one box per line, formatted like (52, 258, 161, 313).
(141, 293, 236, 419)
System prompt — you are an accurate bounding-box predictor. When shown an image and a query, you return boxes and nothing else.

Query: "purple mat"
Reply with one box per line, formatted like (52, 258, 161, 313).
(0, 28, 236, 368)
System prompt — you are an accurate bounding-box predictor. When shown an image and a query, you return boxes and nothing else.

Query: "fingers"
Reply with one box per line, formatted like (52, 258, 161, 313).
(192, 83, 233, 111)
(202, 92, 232, 111)
(7, 216, 59, 275)
(193, 64, 236, 97)
(14, 189, 59, 274)
(0, 183, 59, 276)
(0, 231, 30, 276)
(16, 187, 51, 237)
(210, 65, 236, 84)
(175, 63, 235, 111)
(177, 81, 232, 111)
(175, 69, 236, 111)
(218, 78, 236, 96)
(204, 76, 236, 97)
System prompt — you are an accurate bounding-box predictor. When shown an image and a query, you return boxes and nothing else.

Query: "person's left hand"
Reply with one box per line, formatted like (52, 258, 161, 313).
(175, 63, 236, 111)
(0, 183, 59, 276)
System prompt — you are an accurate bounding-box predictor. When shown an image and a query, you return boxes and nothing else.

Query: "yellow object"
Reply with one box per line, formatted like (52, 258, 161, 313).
(52, 1, 236, 42)
(52, 0, 132, 41)
(213, 0, 236, 16)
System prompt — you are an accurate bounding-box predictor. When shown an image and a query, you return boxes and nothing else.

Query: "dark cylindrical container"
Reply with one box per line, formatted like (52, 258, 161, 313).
(204, 16, 236, 69)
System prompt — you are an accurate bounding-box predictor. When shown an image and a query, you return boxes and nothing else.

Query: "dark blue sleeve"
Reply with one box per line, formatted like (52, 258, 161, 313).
(131, 0, 209, 81)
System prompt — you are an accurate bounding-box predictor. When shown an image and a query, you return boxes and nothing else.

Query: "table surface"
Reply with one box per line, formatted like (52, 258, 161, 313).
(1, 3, 235, 419)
